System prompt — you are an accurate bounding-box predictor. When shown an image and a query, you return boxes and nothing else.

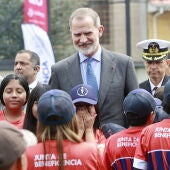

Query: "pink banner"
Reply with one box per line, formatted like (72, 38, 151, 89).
(24, 0, 48, 32)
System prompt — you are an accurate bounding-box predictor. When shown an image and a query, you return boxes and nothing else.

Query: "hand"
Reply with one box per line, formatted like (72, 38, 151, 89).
(82, 106, 96, 130)
(76, 107, 85, 138)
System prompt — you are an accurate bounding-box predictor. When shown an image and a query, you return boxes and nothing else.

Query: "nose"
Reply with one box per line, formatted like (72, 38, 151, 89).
(79, 34, 87, 43)
(11, 91, 17, 97)
(15, 63, 21, 70)
(150, 62, 157, 68)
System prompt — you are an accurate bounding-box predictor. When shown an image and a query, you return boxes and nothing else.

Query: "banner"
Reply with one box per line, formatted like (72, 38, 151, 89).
(22, 0, 55, 84)
(24, 0, 48, 32)
(21, 24, 55, 84)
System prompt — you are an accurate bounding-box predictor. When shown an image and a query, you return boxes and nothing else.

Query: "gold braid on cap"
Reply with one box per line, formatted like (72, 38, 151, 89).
(142, 42, 169, 61)
(142, 54, 167, 61)
(143, 51, 168, 56)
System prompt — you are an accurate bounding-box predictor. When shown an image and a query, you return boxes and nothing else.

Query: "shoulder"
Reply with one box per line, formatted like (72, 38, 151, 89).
(0, 110, 5, 119)
(102, 48, 131, 62)
(36, 83, 50, 90)
(141, 122, 160, 135)
(139, 80, 149, 87)
(51, 53, 78, 70)
(77, 141, 98, 148)
(163, 75, 170, 84)
(26, 143, 43, 155)
(106, 129, 127, 144)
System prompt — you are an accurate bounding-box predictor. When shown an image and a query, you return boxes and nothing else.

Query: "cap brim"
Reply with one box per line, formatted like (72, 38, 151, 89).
(72, 98, 97, 105)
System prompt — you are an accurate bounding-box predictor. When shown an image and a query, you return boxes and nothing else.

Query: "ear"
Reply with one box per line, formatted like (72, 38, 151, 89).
(33, 65, 40, 72)
(166, 59, 170, 65)
(147, 111, 155, 124)
(98, 25, 104, 37)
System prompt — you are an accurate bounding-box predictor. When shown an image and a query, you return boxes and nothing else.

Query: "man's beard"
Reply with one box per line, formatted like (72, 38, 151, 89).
(74, 42, 98, 56)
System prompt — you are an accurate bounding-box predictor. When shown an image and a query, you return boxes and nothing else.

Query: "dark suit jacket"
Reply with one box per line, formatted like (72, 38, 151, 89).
(139, 75, 169, 94)
(49, 48, 138, 127)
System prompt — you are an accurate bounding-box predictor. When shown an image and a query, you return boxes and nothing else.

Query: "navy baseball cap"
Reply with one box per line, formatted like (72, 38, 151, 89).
(38, 89, 76, 126)
(101, 123, 125, 138)
(70, 84, 98, 105)
(123, 88, 156, 118)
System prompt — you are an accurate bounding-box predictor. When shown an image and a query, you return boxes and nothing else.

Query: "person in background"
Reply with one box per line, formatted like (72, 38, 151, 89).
(14, 50, 41, 92)
(0, 74, 29, 129)
(133, 80, 170, 170)
(23, 84, 49, 134)
(153, 85, 170, 123)
(0, 121, 27, 170)
(137, 39, 170, 95)
(49, 7, 138, 129)
(26, 89, 105, 170)
(165, 52, 170, 76)
(103, 88, 156, 170)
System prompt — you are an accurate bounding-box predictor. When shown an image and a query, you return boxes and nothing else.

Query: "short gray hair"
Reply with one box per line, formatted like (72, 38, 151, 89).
(69, 8, 101, 30)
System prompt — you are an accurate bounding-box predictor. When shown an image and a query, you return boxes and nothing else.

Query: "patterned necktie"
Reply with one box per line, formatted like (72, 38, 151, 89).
(86, 58, 98, 92)
(152, 86, 158, 95)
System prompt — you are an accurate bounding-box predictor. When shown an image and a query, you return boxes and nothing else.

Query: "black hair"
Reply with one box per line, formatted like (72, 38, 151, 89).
(126, 112, 149, 126)
(23, 84, 50, 134)
(0, 74, 29, 105)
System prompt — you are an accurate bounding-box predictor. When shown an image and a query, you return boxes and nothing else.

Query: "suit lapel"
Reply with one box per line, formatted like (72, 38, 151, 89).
(146, 80, 152, 93)
(66, 53, 83, 87)
(98, 49, 116, 106)
(162, 75, 169, 85)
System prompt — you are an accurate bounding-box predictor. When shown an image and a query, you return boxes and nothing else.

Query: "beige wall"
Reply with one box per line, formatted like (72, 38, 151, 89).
(148, 11, 170, 40)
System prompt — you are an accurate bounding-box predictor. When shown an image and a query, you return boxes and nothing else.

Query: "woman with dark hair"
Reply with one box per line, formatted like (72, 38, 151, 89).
(0, 74, 29, 129)
(23, 84, 49, 134)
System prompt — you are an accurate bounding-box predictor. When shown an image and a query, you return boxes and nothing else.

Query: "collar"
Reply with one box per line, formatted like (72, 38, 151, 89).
(79, 46, 101, 63)
(29, 79, 38, 91)
(149, 78, 164, 91)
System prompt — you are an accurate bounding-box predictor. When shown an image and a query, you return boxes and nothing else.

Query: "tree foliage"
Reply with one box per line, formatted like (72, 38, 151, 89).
(50, 0, 87, 61)
(0, 0, 23, 60)
(0, 0, 86, 61)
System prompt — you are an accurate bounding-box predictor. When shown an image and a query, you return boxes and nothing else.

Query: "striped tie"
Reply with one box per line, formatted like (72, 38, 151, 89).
(86, 58, 98, 92)
(152, 86, 158, 95)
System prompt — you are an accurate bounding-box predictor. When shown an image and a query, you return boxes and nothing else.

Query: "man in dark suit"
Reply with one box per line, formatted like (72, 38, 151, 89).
(137, 39, 170, 95)
(49, 8, 138, 128)
(14, 50, 42, 92)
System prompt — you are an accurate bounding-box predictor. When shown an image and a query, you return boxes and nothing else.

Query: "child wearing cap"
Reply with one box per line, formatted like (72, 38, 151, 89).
(137, 39, 170, 96)
(133, 80, 170, 169)
(26, 89, 105, 170)
(70, 84, 106, 145)
(103, 88, 156, 170)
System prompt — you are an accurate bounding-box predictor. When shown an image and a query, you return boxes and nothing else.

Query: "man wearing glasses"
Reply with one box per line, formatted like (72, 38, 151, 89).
(137, 39, 170, 95)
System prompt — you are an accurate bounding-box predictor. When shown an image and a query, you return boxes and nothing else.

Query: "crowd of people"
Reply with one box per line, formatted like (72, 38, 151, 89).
(1, 7, 170, 170)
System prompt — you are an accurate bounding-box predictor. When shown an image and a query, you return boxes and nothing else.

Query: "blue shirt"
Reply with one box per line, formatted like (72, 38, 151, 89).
(79, 47, 101, 89)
